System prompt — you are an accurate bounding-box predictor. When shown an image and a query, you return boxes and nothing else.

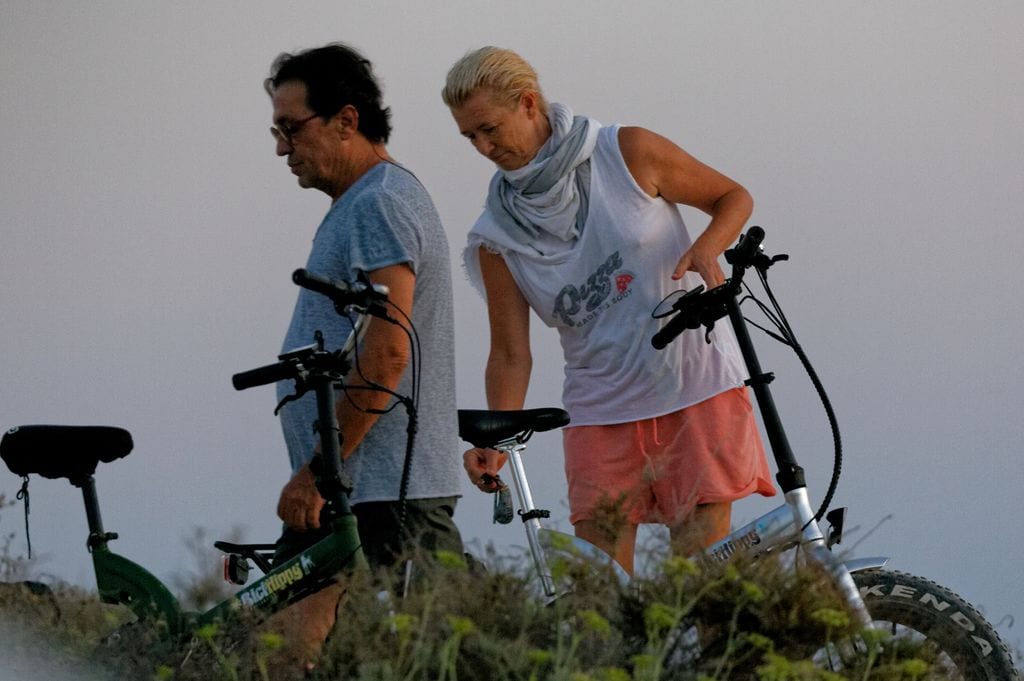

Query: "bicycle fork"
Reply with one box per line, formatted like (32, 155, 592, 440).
(706, 487, 875, 630)
(785, 487, 875, 630)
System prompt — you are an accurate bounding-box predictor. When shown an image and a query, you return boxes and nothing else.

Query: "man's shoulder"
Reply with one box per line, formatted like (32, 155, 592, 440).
(347, 163, 437, 217)
(367, 162, 429, 195)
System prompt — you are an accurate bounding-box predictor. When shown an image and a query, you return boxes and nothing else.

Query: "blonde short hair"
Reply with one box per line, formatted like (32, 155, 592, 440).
(442, 46, 548, 114)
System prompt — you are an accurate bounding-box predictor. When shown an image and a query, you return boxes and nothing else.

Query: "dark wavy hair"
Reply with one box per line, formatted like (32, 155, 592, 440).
(264, 43, 392, 144)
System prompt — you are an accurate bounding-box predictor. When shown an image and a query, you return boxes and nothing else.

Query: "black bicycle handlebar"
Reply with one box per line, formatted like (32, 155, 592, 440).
(232, 359, 300, 391)
(292, 268, 389, 308)
(232, 271, 392, 391)
(651, 288, 706, 349)
(651, 226, 766, 350)
(727, 225, 765, 269)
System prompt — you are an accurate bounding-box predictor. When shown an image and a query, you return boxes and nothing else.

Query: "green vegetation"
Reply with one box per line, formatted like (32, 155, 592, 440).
(6, 498, 1017, 680)
(1, 516, 982, 681)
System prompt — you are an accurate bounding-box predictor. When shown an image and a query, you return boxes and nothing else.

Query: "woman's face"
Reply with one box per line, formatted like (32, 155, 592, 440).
(450, 89, 547, 171)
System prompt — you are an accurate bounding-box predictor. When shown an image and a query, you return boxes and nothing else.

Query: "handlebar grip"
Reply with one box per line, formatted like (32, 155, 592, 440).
(292, 268, 389, 311)
(651, 311, 694, 350)
(732, 226, 765, 263)
(293, 268, 348, 298)
(232, 360, 297, 391)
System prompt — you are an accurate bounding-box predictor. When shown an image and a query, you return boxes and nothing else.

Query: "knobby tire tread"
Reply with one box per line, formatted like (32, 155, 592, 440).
(853, 568, 1018, 681)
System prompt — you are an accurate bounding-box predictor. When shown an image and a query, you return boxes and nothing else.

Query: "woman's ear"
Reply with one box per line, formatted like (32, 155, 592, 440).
(520, 90, 539, 118)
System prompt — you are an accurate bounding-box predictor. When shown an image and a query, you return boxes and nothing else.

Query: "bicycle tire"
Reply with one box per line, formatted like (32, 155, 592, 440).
(849, 569, 1018, 680)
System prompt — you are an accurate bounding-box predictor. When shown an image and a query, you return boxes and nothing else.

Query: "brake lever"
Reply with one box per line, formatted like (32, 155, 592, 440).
(273, 392, 301, 416)
(480, 474, 514, 524)
(704, 320, 716, 344)
(492, 480, 513, 525)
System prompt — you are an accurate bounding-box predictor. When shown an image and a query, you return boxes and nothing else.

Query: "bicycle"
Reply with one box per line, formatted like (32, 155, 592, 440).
(456, 226, 1018, 680)
(1, 269, 402, 649)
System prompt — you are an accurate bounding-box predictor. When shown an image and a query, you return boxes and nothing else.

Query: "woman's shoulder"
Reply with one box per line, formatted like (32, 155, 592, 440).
(609, 126, 667, 197)
(613, 125, 659, 157)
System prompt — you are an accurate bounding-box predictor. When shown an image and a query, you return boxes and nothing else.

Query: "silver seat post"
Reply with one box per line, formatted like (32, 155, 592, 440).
(499, 439, 557, 599)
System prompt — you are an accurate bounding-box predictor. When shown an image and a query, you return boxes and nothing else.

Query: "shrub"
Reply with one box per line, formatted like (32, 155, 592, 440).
(0, 517, 1004, 681)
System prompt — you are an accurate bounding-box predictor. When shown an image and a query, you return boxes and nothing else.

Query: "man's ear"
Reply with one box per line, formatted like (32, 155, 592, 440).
(336, 104, 360, 138)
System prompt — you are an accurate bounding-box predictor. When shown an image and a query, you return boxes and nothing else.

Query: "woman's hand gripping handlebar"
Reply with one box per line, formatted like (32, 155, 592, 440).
(651, 226, 766, 350)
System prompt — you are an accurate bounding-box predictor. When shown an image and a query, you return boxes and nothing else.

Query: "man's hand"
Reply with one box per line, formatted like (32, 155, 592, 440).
(463, 447, 508, 493)
(277, 464, 325, 531)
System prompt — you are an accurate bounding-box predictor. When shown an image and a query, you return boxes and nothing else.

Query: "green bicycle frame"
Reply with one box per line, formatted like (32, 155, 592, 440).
(201, 513, 365, 627)
(83, 469, 365, 639)
(80, 327, 370, 639)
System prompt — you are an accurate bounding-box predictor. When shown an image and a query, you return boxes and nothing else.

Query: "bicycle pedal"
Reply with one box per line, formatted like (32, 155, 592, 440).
(223, 554, 251, 585)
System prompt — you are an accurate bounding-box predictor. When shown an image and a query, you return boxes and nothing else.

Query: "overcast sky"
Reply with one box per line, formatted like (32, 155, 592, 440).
(2, 1, 1021, 652)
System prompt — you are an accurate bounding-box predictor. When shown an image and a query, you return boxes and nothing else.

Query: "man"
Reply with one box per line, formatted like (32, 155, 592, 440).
(265, 43, 463, 671)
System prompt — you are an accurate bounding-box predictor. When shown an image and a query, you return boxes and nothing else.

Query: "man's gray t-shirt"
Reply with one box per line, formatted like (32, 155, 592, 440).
(277, 162, 461, 505)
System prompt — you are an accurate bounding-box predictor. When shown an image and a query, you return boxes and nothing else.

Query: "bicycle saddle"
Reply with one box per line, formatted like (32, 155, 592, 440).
(1, 425, 133, 481)
(457, 408, 569, 449)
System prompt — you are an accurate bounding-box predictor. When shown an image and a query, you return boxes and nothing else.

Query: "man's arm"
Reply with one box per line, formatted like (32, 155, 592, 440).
(618, 126, 753, 288)
(332, 262, 416, 457)
(277, 262, 415, 530)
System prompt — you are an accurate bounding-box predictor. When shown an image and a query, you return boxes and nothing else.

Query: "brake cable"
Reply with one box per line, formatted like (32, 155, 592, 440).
(741, 266, 843, 525)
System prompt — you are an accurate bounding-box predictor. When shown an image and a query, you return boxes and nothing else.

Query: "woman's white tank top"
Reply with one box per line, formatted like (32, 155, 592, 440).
(491, 124, 748, 425)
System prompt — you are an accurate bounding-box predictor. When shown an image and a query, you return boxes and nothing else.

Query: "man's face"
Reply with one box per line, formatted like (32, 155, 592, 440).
(450, 89, 542, 171)
(270, 81, 344, 196)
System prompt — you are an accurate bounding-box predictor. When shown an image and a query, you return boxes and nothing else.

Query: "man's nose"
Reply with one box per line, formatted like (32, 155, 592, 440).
(275, 137, 292, 156)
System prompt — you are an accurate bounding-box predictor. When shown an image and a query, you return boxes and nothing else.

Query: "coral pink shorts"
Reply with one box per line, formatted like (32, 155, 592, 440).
(562, 387, 776, 526)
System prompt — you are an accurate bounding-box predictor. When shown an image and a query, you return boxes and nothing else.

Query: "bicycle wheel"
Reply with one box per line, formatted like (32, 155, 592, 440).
(846, 569, 1018, 680)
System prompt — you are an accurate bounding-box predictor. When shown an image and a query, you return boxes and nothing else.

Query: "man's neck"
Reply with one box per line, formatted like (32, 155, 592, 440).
(328, 142, 391, 202)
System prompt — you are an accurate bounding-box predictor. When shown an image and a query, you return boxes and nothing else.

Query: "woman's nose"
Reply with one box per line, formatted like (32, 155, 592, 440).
(473, 138, 494, 157)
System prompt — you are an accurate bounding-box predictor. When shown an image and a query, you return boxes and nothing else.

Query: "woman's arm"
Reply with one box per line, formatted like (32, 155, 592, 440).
(464, 246, 533, 491)
(619, 126, 753, 287)
(479, 246, 533, 409)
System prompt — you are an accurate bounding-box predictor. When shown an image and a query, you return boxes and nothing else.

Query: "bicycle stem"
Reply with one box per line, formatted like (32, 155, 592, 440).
(313, 372, 355, 517)
(725, 295, 805, 493)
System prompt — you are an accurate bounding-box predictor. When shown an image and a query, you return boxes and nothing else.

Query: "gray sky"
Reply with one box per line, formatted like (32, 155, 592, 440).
(2, 0, 1022, 651)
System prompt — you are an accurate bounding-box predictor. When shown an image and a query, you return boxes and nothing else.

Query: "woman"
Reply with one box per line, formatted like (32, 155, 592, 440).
(442, 47, 775, 573)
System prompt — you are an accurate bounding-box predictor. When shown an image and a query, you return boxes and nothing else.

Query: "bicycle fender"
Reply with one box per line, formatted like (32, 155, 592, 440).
(843, 556, 890, 573)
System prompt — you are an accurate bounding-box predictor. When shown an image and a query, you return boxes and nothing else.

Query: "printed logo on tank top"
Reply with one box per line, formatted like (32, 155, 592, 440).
(551, 251, 635, 327)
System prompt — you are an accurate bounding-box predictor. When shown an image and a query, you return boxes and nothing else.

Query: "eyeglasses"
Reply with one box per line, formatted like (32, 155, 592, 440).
(270, 113, 320, 145)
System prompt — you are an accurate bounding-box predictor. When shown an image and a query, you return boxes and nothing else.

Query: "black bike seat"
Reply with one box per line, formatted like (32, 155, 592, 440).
(457, 408, 569, 449)
(1, 425, 133, 481)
